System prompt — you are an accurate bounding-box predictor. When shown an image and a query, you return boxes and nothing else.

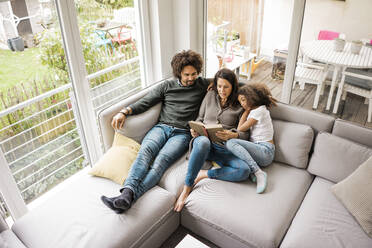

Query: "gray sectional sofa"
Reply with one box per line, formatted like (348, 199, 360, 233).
(1, 85, 372, 248)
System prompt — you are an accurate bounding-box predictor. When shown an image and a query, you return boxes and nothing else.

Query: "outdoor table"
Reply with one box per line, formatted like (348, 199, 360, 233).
(224, 54, 256, 80)
(301, 40, 372, 110)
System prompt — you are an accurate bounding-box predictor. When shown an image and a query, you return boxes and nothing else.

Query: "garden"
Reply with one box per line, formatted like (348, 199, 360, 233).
(0, 0, 140, 204)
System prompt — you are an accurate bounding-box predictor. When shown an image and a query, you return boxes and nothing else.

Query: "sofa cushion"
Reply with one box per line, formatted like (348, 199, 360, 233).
(0, 230, 27, 248)
(332, 119, 372, 148)
(273, 120, 314, 168)
(308, 132, 372, 183)
(280, 177, 372, 248)
(181, 163, 313, 248)
(117, 103, 162, 144)
(332, 156, 372, 238)
(12, 173, 177, 248)
(159, 154, 213, 198)
(89, 133, 140, 184)
(270, 102, 335, 134)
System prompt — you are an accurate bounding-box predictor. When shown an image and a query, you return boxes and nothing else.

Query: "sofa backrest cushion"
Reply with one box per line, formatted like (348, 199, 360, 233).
(308, 132, 372, 183)
(270, 102, 335, 135)
(332, 119, 372, 148)
(116, 103, 162, 144)
(273, 120, 314, 168)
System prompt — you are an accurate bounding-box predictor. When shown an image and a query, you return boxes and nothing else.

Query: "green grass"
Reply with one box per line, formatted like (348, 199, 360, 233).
(0, 47, 50, 92)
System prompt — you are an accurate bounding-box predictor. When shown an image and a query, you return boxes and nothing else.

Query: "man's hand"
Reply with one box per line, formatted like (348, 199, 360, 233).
(190, 129, 199, 138)
(111, 112, 126, 130)
(215, 130, 238, 141)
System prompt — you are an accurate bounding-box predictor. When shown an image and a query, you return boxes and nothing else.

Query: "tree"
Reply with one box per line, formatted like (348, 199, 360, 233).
(94, 0, 133, 9)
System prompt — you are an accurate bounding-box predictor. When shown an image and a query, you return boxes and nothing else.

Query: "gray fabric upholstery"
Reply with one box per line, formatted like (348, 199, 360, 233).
(181, 163, 314, 248)
(344, 68, 372, 90)
(332, 119, 372, 148)
(308, 132, 372, 183)
(280, 177, 372, 248)
(0, 230, 27, 248)
(273, 120, 314, 168)
(270, 102, 335, 134)
(12, 174, 177, 248)
(116, 103, 161, 144)
(0, 213, 7, 233)
(158, 154, 212, 198)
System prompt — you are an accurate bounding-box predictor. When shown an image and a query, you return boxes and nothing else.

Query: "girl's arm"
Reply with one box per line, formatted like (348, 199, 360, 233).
(238, 110, 249, 129)
(237, 118, 257, 132)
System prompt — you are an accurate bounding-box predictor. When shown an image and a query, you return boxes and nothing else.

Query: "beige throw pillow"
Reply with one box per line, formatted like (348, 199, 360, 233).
(332, 155, 372, 238)
(89, 132, 140, 184)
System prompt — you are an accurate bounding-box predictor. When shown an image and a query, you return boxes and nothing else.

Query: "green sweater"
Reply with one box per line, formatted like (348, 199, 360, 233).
(128, 77, 209, 129)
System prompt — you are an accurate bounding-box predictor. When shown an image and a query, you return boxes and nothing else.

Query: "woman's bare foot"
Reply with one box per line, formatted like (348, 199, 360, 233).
(194, 170, 209, 186)
(174, 186, 192, 212)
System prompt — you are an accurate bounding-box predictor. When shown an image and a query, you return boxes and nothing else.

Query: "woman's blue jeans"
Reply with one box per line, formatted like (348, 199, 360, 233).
(185, 136, 252, 186)
(123, 124, 191, 200)
(225, 139, 275, 173)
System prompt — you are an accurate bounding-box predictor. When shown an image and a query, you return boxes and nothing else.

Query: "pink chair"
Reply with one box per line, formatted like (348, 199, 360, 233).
(318, 30, 340, 40)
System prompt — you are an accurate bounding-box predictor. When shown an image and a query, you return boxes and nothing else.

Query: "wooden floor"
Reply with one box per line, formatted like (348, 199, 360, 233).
(241, 60, 372, 129)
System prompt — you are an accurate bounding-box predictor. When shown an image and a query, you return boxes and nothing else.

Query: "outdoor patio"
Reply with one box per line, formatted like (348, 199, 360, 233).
(243, 59, 372, 129)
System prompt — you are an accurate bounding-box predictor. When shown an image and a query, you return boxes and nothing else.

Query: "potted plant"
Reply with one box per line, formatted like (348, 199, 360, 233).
(350, 40, 363, 54)
(333, 38, 345, 52)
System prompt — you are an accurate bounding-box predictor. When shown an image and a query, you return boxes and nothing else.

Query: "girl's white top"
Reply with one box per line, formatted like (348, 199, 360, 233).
(247, 105, 274, 143)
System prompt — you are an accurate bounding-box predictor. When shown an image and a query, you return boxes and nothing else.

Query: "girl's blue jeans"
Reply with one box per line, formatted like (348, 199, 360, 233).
(225, 139, 275, 173)
(123, 124, 191, 200)
(185, 136, 252, 186)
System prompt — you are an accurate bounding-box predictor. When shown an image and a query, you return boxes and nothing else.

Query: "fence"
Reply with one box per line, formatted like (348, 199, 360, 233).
(0, 53, 141, 206)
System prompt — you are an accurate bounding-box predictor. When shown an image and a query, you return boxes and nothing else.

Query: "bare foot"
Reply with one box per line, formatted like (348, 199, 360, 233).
(174, 186, 192, 212)
(193, 170, 209, 186)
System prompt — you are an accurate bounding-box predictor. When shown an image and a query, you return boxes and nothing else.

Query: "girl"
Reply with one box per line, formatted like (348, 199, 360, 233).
(226, 83, 277, 194)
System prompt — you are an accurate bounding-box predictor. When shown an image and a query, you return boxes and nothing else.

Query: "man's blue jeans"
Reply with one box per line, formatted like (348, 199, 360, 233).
(123, 124, 191, 200)
(185, 136, 251, 186)
(226, 139, 275, 173)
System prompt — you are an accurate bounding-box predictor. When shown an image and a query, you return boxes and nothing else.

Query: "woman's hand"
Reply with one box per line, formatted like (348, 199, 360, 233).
(215, 130, 238, 141)
(111, 112, 126, 130)
(190, 129, 199, 138)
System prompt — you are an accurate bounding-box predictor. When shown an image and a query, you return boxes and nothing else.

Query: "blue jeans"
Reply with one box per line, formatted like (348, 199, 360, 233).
(225, 139, 275, 173)
(124, 124, 191, 200)
(185, 136, 251, 186)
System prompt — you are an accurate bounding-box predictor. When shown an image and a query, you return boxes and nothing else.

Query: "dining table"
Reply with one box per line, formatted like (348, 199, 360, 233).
(301, 40, 372, 110)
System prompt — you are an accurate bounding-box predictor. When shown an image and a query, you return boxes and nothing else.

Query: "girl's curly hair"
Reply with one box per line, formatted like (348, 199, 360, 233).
(213, 68, 239, 107)
(171, 50, 203, 80)
(238, 83, 278, 108)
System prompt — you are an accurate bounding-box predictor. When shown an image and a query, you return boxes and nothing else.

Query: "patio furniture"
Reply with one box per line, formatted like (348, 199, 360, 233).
(333, 68, 372, 122)
(94, 30, 114, 55)
(111, 26, 136, 51)
(301, 40, 372, 110)
(293, 62, 329, 109)
(317, 30, 345, 40)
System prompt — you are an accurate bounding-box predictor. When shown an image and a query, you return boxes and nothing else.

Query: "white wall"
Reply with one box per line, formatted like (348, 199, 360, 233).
(148, 0, 204, 82)
(260, 0, 372, 58)
(260, 0, 294, 58)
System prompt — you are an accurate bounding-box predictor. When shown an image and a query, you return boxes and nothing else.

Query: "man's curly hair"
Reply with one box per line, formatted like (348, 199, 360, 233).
(238, 83, 278, 108)
(171, 50, 203, 80)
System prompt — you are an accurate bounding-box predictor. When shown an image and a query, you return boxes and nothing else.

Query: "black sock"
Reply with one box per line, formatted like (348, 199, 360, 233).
(101, 195, 124, 214)
(114, 188, 134, 209)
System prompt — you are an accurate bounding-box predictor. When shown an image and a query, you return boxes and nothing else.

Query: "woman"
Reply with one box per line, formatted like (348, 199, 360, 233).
(174, 68, 251, 212)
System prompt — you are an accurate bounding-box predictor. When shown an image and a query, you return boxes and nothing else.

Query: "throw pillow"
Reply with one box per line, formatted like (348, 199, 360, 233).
(89, 132, 140, 184)
(332, 155, 372, 238)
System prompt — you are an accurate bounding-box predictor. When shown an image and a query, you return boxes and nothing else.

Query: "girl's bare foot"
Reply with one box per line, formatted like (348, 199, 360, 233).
(194, 170, 209, 186)
(174, 186, 192, 212)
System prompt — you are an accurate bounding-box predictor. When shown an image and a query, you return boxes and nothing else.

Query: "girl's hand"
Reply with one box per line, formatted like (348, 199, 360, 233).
(215, 130, 238, 141)
(190, 129, 199, 138)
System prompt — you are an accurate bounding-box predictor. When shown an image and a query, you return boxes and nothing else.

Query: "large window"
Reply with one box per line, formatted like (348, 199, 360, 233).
(0, 0, 146, 218)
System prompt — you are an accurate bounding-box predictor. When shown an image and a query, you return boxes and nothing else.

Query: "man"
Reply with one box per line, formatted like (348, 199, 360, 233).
(101, 50, 210, 213)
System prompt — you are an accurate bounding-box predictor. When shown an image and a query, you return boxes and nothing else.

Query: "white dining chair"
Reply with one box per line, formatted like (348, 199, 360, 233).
(293, 62, 329, 109)
(333, 68, 372, 122)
